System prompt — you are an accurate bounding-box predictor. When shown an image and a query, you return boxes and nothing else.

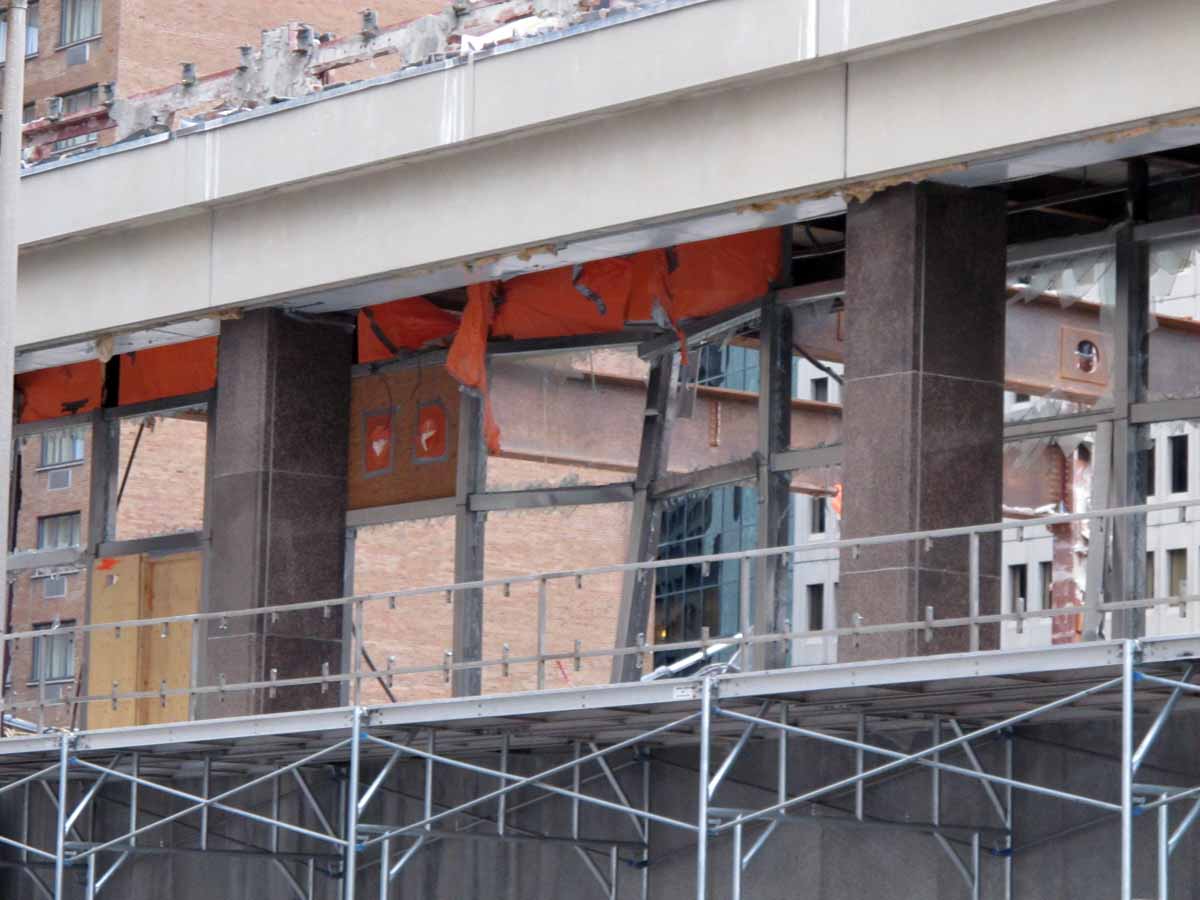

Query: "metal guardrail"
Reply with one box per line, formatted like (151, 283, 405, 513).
(4, 496, 1200, 727)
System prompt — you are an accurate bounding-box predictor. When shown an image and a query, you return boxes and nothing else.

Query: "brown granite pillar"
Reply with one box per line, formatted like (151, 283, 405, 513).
(840, 183, 1006, 660)
(202, 309, 352, 716)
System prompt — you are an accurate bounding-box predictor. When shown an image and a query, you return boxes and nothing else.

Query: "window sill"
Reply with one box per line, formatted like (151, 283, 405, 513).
(36, 460, 85, 473)
(55, 35, 102, 52)
(25, 678, 74, 688)
(0, 52, 41, 68)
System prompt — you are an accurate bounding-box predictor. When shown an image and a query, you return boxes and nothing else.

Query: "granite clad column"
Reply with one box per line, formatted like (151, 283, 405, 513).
(840, 183, 1006, 660)
(203, 309, 353, 716)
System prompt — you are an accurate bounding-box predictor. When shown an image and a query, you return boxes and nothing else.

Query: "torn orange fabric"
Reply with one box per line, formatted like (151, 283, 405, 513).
(357, 297, 460, 364)
(628, 228, 782, 323)
(119, 337, 218, 406)
(446, 282, 502, 453)
(15, 361, 104, 423)
(492, 257, 633, 339)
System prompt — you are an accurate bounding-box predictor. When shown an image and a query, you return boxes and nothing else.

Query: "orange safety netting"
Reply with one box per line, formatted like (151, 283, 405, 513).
(446, 282, 502, 454)
(492, 257, 633, 339)
(119, 337, 218, 406)
(357, 297, 460, 364)
(15, 361, 104, 423)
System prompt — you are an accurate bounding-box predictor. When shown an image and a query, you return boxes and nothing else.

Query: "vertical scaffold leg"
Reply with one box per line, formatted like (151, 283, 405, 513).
(53, 733, 68, 899)
(1121, 641, 1135, 900)
(346, 707, 363, 900)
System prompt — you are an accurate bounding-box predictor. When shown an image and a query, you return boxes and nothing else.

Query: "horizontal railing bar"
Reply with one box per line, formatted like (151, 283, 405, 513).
(4, 497, 1197, 646)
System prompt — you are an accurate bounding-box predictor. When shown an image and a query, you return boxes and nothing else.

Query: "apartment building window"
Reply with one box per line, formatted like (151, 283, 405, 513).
(1009, 563, 1028, 613)
(1145, 439, 1156, 497)
(810, 496, 826, 535)
(42, 575, 67, 599)
(52, 86, 100, 151)
(40, 427, 85, 467)
(37, 512, 80, 549)
(30, 622, 74, 683)
(806, 584, 825, 631)
(1039, 561, 1052, 611)
(1168, 548, 1187, 597)
(811, 377, 829, 403)
(60, 0, 100, 45)
(1170, 434, 1189, 494)
(0, 2, 40, 63)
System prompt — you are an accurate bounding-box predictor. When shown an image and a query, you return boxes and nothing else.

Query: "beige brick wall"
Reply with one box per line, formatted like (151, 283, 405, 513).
(114, 415, 207, 540)
(355, 456, 634, 705)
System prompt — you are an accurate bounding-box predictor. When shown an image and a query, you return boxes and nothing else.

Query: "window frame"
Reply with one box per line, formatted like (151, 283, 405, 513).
(41, 574, 68, 600)
(29, 621, 75, 684)
(38, 427, 86, 470)
(58, 0, 101, 48)
(36, 512, 81, 550)
(0, 1, 41, 64)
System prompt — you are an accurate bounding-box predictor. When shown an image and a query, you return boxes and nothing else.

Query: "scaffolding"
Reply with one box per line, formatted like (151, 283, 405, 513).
(0, 636, 1198, 898)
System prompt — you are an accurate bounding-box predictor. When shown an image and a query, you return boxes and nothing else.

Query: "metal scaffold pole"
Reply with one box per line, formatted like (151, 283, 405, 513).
(696, 676, 711, 900)
(0, 0, 29, 645)
(1121, 640, 1135, 900)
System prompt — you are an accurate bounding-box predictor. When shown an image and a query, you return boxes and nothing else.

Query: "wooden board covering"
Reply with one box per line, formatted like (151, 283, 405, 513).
(138, 552, 200, 725)
(86, 556, 142, 730)
(348, 367, 460, 510)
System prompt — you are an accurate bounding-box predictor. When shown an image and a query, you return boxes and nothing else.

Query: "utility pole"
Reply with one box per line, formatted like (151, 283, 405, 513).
(0, 0, 29, 643)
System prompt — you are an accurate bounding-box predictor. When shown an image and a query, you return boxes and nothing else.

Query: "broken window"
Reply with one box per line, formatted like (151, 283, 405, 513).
(353, 517, 456, 704)
(487, 351, 646, 490)
(60, 0, 100, 45)
(480, 503, 629, 693)
(113, 409, 207, 541)
(52, 85, 100, 152)
(1006, 248, 1116, 421)
(654, 485, 756, 667)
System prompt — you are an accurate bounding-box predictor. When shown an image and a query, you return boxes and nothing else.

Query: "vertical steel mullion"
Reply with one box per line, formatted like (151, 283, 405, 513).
(696, 677, 712, 900)
(1121, 641, 1135, 900)
(345, 707, 362, 900)
(352, 600, 365, 707)
(739, 558, 751, 667)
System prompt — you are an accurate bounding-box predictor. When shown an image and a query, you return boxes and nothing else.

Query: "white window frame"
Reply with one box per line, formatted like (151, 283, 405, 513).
(30, 622, 75, 684)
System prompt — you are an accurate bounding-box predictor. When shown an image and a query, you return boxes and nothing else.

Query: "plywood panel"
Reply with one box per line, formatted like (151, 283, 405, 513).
(348, 367, 459, 509)
(138, 552, 200, 725)
(86, 556, 141, 730)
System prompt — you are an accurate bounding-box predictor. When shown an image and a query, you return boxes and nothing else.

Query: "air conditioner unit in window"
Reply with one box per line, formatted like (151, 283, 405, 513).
(46, 468, 71, 491)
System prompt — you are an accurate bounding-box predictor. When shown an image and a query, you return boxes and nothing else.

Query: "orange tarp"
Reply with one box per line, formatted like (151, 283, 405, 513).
(628, 229, 782, 323)
(15, 361, 104, 423)
(119, 338, 218, 406)
(446, 282, 502, 454)
(492, 258, 633, 339)
(357, 297, 460, 363)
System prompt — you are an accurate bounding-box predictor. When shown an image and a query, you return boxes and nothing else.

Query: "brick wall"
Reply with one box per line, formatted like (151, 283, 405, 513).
(114, 0, 451, 97)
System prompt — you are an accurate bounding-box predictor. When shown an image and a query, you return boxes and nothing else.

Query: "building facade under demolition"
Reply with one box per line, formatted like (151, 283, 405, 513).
(5, 0, 1200, 897)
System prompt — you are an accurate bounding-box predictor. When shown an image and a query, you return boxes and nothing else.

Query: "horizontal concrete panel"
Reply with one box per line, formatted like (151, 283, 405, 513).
(206, 66, 847, 311)
(846, 0, 1200, 178)
(18, 212, 215, 346)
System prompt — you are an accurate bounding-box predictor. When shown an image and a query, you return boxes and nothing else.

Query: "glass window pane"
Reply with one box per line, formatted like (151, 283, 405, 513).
(37, 512, 80, 549)
(61, 0, 100, 44)
(1148, 235, 1200, 402)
